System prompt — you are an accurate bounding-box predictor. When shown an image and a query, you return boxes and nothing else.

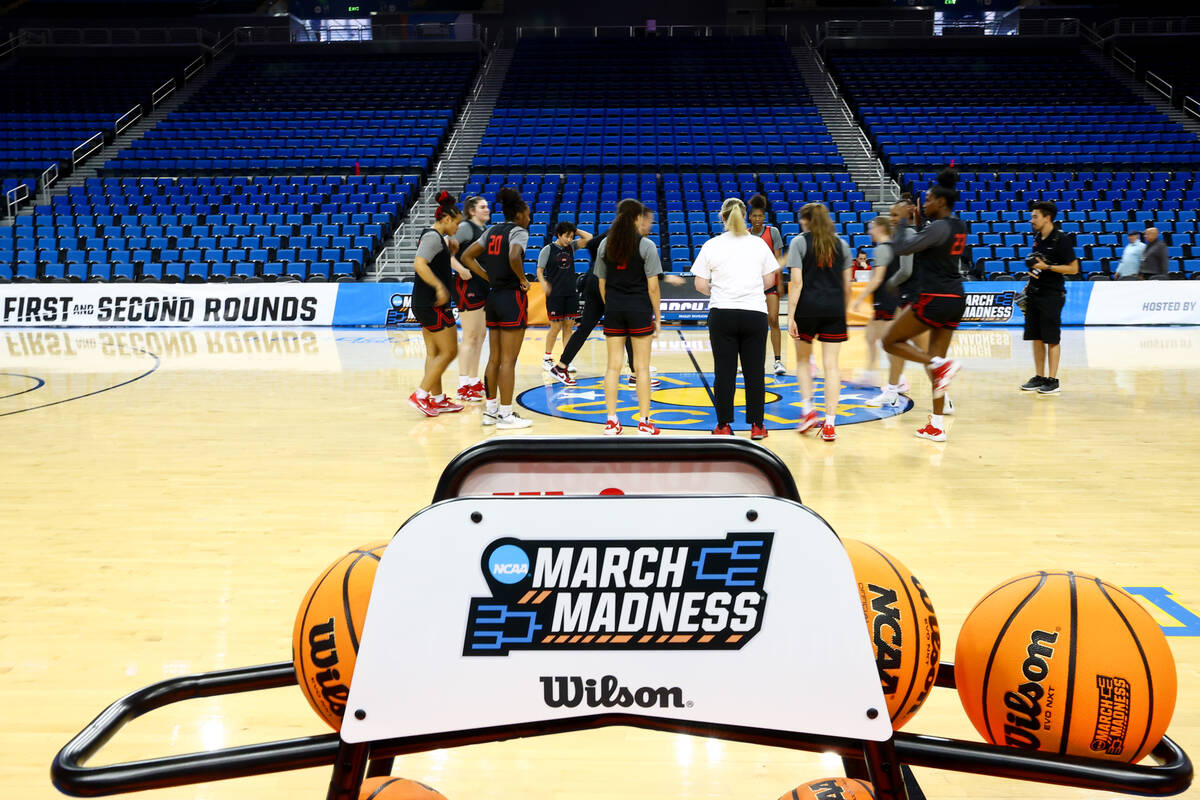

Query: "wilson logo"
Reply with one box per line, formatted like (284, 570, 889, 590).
(540, 675, 686, 709)
(1003, 629, 1059, 749)
(307, 618, 350, 718)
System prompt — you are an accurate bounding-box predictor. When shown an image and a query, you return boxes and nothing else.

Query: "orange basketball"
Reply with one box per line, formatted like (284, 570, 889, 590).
(359, 777, 447, 800)
(843, 539, 941, 729)
(292, 542, 388, 730)
(778, 777, 875, 800)
(955, 571, 1177, 762)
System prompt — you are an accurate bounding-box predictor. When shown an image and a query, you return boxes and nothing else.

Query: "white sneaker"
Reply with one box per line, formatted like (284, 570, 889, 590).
(944, 396, 956, 416)
(897, 376, 911, 393)
(542, 357, 554, 372)
(773, 359, 786, 376)
(482, 410, 498, 426)
(865, 389, 900, 408)
(496, 412, 533, 429)
(567, 364, 577, 373)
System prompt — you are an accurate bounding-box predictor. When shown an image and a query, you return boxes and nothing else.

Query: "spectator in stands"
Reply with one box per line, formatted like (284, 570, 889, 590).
(854, 249, 870, 272)
(1139, 227, 1168, 280)
(692, 198, 779, 440)
(1020, 201, 1079, 396)
(1114, 231, 1145, 280)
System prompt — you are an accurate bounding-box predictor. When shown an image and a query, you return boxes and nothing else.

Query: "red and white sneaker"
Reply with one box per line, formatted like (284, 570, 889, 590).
(431, 395, 464, 414)
(797, 410, 820, 434)
(820, 423, 837, 442)
(603, 419, 623, 436)
(930, 358, 960, 398)
(637, 420, 660, 436)
(628, 373, 661, 388)
(712, 423, 733, 435)
(549, 364, 576, 387)
(915, 416, 947, 442)
(456, 383, 484, 402)
(751, 423, 768, 440)
(408, 392, 439, 417)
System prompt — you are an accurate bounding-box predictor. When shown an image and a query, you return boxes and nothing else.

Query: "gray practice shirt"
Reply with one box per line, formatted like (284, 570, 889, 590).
(453, 220, 484, 249)
(415, 230, 445, 261)
(785, 234, 854, 271)
(593, 237, 663, 280)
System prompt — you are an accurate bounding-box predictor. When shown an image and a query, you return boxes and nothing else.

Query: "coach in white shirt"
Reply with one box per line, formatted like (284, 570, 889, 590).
(691, 197, 781, 440)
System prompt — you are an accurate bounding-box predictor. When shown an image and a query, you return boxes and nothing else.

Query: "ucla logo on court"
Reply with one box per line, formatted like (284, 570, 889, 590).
(463, 533, 773, 657)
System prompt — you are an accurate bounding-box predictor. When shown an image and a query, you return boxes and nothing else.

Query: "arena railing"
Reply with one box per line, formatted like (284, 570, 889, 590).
(0, 32, 20, 58)
(114, 104, 143, 136)
(1185, 95, 1200, 122)
(1097, 16, 1200, 39)
(1145, 70, 1175, 103)
(71, 132, 105, 169)
(4, 182, 30, 219)
(515, 25, 789, 40)
(151, 78, 176, 107)
(40, 162, 59, 205)
(17, 27, 208, 47)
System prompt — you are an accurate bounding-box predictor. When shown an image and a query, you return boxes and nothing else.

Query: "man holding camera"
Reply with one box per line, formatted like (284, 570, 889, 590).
(1020, 201, 1079, 395)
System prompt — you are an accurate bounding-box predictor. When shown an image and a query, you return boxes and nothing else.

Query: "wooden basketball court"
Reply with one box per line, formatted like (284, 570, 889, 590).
(2, 324, 1197, 799)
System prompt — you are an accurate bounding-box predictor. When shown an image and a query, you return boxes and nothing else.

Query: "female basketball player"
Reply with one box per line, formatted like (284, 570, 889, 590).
(538, 221, 592, 372)
(408, 192, 465, 417)
(849, 216, 899, 376)
(452, 195, 491, 402)
(748, 194, 787, 376)
(693, 198, 780, 439)
(787, 202, 853, 442)
(595, 199, 662, 436)
(460, 187, 533, 430)
(881, 169, 966, 442)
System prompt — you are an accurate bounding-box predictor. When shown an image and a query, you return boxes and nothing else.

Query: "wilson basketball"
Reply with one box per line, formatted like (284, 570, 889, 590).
(778, 777, 875, 800)
(955, 571, 1177, 762)
(843, 539, 941, 729)
(292, 542, 389, 730)
(359, 777, 447, 800)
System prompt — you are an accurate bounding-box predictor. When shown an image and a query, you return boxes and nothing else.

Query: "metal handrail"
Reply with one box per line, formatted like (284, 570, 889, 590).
(1184, 96, 1200, 122)
(1101, 16, 1200, 38)
(0, 32, 20, 58)
(40, 162, 59, 204)
(516, 24, 788, 40)
(1145, 70, 1174, 102)
(1112, 47, 1137, 73)
(114, 104, 142, 136)
(212, 30, 235, 55)
(16, 26, 205, 47)
(72, 132, 105, 167)
(184, 55, 205, 81)
(5, 183, 30, 219)
(151, 79, 176, 107)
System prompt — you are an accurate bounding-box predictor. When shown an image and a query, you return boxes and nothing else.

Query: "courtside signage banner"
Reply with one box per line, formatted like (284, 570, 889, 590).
(1085, 281, 1200, 325)
(341, 495, 891, 744)
(0, 284, 337, 327)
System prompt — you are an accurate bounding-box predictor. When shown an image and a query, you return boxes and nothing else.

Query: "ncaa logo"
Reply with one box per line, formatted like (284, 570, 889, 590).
(385, 292, 412, 326)
(487, 543, 530, 584)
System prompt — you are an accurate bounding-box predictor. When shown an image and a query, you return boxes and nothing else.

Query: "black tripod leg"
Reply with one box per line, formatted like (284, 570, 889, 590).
(862, 739, 909, 800)
(325, 741, 370, 800)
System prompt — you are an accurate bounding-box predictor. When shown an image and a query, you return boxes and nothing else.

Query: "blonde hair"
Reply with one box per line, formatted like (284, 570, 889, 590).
(721, 198, 748, 236)
(869, 215, 893, 236)
(800, 203, 838, 267)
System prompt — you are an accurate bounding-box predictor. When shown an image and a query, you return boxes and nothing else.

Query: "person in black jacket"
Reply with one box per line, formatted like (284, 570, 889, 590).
(1019, 201, 1079, 395)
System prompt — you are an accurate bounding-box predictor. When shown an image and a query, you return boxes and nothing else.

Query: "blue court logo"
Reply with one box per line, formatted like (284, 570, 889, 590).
(487, 544, 531, 584)
(517, 373, 913, 432)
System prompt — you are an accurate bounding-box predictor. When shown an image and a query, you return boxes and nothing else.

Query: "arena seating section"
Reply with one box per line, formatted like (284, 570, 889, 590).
(830, 49, 1200, 279)
(2, 50, 478, 282)
(1114, 38, 1200, 107)
(1, 52, 200, 199)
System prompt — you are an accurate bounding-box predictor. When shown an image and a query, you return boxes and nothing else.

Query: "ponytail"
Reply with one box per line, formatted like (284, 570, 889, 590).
(604, 198, 646, 267)
(433, 190, 460, 221)
(800, 202, 838, 268)
(721, 198, 748, 236)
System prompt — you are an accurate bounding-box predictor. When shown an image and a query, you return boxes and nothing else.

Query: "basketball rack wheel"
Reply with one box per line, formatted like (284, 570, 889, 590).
(52, 439, 1193, 800)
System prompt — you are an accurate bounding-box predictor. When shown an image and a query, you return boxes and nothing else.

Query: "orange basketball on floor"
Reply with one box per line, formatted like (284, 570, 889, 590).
(843, 539, 941, 729)
(359, 777, 447, 800)
(778, 777, 875, 800)
(955, 571, 1177, 762)
(292, 542, 388, 730)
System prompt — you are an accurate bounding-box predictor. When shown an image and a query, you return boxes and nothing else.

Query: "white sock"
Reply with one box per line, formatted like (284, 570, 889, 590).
(471, 377, 481, 386)
(432, 394, 444, 403)
(931, 414, 944, 428)
(415, 388, 429, 399)
(930, 356, 946, 368)
(499, 404, 513, 417)
(608, 415, 619, 423)
(885, 384, 898, 393)
(802, 402, 812, 414)
(459, 376, 470, 387)
(825, 415, 835, 425)
(486, 398, 498, 414)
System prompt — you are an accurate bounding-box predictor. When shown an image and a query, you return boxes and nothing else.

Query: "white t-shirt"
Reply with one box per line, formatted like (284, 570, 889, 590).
(690, 232, 778, 314)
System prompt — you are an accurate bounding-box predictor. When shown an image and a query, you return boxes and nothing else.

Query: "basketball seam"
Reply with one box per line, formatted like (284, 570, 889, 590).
(365, 777, 401, 800)
(1058, 572, 1079, 755)
(1094, 578, 1156, 761)
(979, 572, 1047, 745)
(861, 542, 923, 724)
(343, 552, 373, 655)
(296, 554, 352, 724)
(966, 571, 1069, 617)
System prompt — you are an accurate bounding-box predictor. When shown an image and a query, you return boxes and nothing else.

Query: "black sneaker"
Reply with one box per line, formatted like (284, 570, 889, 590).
(1037, 377, 1061, 394)
(1020, 375, 1046, 392)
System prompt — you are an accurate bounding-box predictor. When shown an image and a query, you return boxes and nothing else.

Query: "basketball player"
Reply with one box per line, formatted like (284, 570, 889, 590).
(748, 194, 787, 376)
(538, 221, 592, 370)
(849, 216, 899, 377)
(787, 202, 853, 442)
(451, 196, 491, 401)
(595, 199, 662, 436)
(408, 192, 465, 417)
(881, 169, 966, 442)
(460, 187, 533, 429)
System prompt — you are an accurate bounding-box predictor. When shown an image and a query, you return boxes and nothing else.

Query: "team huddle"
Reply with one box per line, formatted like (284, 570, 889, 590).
(407, 170, 977, 440)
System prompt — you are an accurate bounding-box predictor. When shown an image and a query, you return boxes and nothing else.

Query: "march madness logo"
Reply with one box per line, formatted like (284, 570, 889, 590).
(385, 292, 412, 326)
(963, 291, 1017, 323)
(463, 533, 773, 656)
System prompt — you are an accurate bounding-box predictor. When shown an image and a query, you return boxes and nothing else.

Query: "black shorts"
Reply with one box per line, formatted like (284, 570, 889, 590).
(874, 308, 896, 321)
(874, 289, 898, 320)
(547, 294, 580, 321)
(897, 288, 918, 310)
(485, 287, 528, 329)
(603, 291, 655, 337)
(912, 293, 966, 330)
(412, 304, 455, 333)
(793, 314, 848, 343)
(1023, 290, 1065, 345)
(455, 275, 488, 311)
(764, 271, 781, 296)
